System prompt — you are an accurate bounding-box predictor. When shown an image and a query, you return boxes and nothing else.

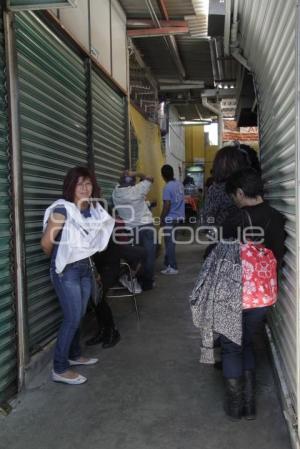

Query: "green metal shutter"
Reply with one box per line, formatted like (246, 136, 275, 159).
(0, 10, 18, 402)
(92, 68, 126, 198)
(15, 11, 88, 351)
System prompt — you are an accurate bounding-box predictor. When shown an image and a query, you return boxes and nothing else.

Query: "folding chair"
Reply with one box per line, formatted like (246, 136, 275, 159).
(106, 261, 140, 321)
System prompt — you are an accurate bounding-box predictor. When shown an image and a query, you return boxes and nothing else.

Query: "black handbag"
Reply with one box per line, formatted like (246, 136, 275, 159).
(89, 257, 103, 307)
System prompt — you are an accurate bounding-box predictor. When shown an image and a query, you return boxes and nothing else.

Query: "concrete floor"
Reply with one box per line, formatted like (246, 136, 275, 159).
(1, 243, 291, 449)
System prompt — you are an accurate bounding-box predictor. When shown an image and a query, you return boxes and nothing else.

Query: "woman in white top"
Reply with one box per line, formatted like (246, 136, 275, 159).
(41, 166, 114, 385)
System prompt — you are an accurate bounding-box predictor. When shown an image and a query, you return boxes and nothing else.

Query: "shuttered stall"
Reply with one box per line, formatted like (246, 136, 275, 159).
(237, 0, 298, 433)
(92, 67, 126, 198)
(15, 11, 88, 351)
(0, 8, 18, 403)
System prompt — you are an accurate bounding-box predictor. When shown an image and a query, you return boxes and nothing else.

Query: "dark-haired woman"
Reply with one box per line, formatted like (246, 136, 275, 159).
(203, 146, 251, 230)
(41, 166, 114, 385)
(221, 168, 285, 420)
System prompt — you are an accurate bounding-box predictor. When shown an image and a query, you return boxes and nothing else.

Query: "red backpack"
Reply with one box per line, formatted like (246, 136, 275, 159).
(240, 212, 277, 309)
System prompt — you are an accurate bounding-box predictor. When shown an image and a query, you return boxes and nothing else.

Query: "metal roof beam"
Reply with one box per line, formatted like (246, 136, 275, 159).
(145, 0, 186, 81)
(167, 35, 187, 80)
(128, 26, 189, 38)
(159, 78, 205, 84)
(160, 83, 205, 91)
(157, 0, 169, 20)
(127, 19, 187, 28)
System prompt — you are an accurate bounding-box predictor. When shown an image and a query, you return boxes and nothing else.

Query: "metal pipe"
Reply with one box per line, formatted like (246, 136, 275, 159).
(157, 0, 169, 20)
(214, 38, 224, 80)
(125, 37, 132, 170)
(146, 0, 186, 80)
(209, 38, 218, 82)
(202, 96, 223, 147)
(160, 83, 204, 91)
(194, 104, 203, 119)
(233, 0, 239, 24)
(231, 48, 251, 71)
(231, 0, 239, 46)
(159, 78, 204, 84)
(218, 114, 224, 148)
(167, 35, 186, 79)
(109, 0, 113, 75)
(145, 0, 160, 27)
(202, 96, 220, 116)
(4, 12, 29, 392)
(224, 0, 232, 56)
(127, 19, 187, 28)
(128, 26, 189, 38)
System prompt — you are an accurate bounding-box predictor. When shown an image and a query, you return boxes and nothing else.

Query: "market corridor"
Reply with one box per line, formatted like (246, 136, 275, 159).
(1, 243, 291, 449)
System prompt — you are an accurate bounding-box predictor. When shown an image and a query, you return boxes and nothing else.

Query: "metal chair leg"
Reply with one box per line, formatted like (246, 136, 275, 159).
(123, 261, 140, 321)
(106, 261, 141, 321)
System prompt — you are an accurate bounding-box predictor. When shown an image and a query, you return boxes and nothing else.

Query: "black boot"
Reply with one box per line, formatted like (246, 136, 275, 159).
(224, 377, 243, 421)
(243, 370, 256, 420)
(102, 328, 121, 349)
(85, 328, 106, 346)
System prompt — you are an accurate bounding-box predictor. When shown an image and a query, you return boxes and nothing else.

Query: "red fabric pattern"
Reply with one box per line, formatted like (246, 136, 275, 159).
(241, 243, 278, 309)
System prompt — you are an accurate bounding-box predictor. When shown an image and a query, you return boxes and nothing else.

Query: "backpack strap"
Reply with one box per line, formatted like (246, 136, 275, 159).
(243, 209, 271, 243)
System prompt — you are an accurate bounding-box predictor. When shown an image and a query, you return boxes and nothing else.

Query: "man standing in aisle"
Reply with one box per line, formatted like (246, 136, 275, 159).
(160, 164, 185, 275)
(112, 170, 156, 291)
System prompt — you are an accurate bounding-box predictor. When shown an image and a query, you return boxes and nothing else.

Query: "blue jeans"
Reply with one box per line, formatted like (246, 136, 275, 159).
(220, 306, 270, 378)
(135, 225, 156, 288)
(50, 259, 92, 373)
(163, 223, 177, 269)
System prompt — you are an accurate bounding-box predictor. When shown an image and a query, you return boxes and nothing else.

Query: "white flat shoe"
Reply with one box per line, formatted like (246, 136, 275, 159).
(69, 358, 99, 366)
(52, 370, 87, 385)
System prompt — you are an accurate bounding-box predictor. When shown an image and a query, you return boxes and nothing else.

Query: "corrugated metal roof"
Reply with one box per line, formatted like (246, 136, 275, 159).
(119, 0, 160, 19)
(122, 0, 233, 121)
(187, 0, 208, 36)
(185, 15, 208, 37)
(121, 0, 212, 83)
(176, 36, 213, 82)
(134, 37, 179, 78)
(160, 0, 195, 18)
(119, 0, 195, 19)
(134, 36, 214, 85)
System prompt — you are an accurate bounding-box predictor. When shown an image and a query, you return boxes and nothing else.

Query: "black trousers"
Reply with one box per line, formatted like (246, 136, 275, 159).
(119, 244, 146, 272)
(91, 241, 146, 330)
(220, 306, 270, 378)
(93, 298, 115, 330)
(92, 242, 120, 331)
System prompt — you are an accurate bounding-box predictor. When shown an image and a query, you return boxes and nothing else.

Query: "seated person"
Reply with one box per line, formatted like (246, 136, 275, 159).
(86, 217, 146, 347)
(114, 215, 146, 294)
(112, 170, 155, 291)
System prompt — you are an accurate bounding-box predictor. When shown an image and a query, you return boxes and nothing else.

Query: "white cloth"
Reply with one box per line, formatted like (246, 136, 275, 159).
(112, 180, 153, 228)
(43, 199, 115, 274)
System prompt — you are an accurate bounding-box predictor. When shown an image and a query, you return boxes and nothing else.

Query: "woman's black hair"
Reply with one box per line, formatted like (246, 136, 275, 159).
(239, 143, 261, 174)
(226, 167, 264, 198)
(212, 146, 251, 183)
